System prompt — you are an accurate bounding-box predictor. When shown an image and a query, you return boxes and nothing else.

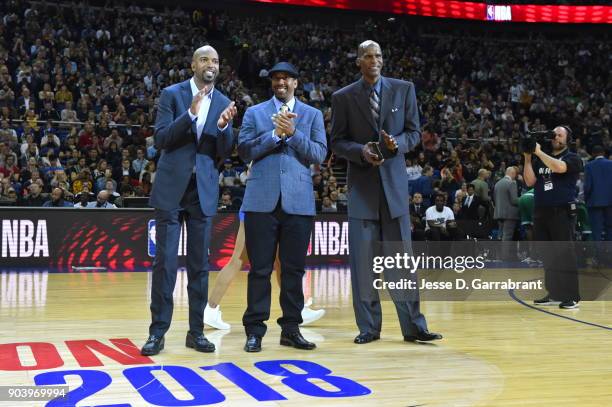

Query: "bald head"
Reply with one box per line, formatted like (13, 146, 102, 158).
(505, 166, 517, 180)
(98, 190, 109, 202)
(192, 45, 218, 62)
(191, 45, 219, 87)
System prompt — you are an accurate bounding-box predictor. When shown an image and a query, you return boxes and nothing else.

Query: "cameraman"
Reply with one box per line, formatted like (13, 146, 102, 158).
(523, 126, 582, 309)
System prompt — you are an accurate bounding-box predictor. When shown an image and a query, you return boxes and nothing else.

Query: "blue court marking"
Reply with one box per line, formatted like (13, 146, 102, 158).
(508, 288, 611, 331)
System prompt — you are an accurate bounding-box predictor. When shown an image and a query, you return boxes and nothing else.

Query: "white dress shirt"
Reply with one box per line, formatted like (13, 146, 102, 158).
(188, 78, 214, 141)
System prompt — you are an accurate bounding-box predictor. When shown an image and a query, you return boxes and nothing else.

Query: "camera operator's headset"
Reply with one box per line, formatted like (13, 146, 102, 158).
(559, 125, 573, 149)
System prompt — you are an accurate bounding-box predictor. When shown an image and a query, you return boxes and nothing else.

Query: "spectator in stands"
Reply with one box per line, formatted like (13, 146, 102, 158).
(60, 101, 78, 122)
(114, 184, 135, 208)
(50, 169, 70, 191)
(219, 159, 238, 187)
(73, 191, 92, 208)
(139, 161, 156, 185)
(218, 190, 238, 211)
(72, 169, 93, 195)
(411, 165, 434, 206)
(22, 182, 47, 206)
(458, 184, 483, 221)
(87, 190, 117, 208)
(0, 155, 19, 178)
(0, 120, 18, 149)
(16, 87, 35, 116)
(405, 157, 422, 181)
(40, 131, 61, 157)
(409, 192, 427, 241)
(471, 168, 491, 206)
(104, 180, 120, 203)
(104, 129, 124, 151)
(132, 148, 148, 175)
(40, 102, 60, 122)
(0, 185, 18, 205)
(43, 187, 73, 207)
(106, 141, 123, 169)
(114, 158, 136, 180)
(425, 193, 462, 241)
(321, 195, 337, 213)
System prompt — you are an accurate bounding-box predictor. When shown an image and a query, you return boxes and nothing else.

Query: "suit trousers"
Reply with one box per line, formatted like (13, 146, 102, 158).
(498, 219, 518, 261)
(533, 206, 580, 302)
(588, 206, 612, 241)
(348, 182, 428, 337)
(242, 201, 313, 337)
(149, 175, 213, 337)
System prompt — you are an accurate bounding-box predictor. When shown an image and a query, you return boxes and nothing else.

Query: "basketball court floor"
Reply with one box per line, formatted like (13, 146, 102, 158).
(0, 268, 610, 406)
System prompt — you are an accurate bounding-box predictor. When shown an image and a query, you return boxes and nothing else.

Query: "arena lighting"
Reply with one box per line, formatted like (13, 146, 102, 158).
(251, 0, 612, 24)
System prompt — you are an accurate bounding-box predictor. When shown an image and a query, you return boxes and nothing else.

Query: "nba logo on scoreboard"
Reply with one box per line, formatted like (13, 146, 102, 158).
(147, 220, 156, 257)
(486, 5, 512, 21)
(147, 219, 188, 257)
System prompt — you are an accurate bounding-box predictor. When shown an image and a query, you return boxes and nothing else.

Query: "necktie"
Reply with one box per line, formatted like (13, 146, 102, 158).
(278, 104, 289, 138)
(465, 196, 472, 207)
(369, 88, 380, 123)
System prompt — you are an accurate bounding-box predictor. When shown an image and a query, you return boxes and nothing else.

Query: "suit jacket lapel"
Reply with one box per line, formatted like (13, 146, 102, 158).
(351, 83, 378, 133)
(265, 98, 277, 122)
(380, 76, 394, 129)
(203, 89, 222, 136)
(180, 80, 197, 137)
(292, 100, 305, 130)
(197, 88, 228, 148)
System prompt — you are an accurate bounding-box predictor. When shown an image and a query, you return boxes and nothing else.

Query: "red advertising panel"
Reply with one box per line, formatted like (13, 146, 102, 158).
(251, 0, 612, 24)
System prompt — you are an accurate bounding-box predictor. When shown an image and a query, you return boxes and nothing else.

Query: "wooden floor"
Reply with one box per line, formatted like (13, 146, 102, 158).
(0, 269, 610, 407)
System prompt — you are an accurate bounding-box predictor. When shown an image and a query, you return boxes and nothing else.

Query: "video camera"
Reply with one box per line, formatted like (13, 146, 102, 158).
(521, 130, 554, 154)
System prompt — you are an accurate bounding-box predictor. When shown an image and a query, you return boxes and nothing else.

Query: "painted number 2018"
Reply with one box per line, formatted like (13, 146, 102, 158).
(34, 360, 371, 406)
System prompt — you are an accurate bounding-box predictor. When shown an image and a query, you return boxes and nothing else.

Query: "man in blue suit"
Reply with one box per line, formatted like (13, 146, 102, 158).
(141, 45, 237, 356)
(238, 62, 327, 352)
(585, 145, 612, 241)
(331, 41, 442, 344)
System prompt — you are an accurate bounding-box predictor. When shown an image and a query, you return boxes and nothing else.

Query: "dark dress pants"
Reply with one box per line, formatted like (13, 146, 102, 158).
(149, 176, 213, 337)
(242, 201, 313, 337)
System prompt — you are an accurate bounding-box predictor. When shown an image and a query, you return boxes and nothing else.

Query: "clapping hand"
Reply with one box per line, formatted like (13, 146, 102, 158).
(218, 101, 237, 129)
(272, 111, 297, 138)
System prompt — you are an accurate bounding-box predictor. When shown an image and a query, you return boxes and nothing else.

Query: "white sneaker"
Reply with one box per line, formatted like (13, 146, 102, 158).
(300, 306, 325, 326)
(204, 304, 231, 330)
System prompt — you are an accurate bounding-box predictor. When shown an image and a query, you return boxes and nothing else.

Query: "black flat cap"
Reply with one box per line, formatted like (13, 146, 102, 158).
(268, 62, 299, 78)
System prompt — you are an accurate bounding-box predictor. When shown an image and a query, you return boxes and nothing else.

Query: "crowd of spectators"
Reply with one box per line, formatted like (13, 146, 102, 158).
(0, 0, 609, 242)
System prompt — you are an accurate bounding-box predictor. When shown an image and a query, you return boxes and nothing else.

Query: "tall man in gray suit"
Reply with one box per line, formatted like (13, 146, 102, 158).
(331, 41, 441, 344)
(238, 62, 327, 352)
(493, 166, 519, 261)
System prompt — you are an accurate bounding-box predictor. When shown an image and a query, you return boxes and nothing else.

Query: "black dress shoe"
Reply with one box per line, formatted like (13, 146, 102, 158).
(141, 335, 164, 356)
(280, 331, 316, 350)
(244, 334, 262, 352)
(353, 332, 380, 344)
(186, 332, 215, 353)
(404, 331, 443, 342)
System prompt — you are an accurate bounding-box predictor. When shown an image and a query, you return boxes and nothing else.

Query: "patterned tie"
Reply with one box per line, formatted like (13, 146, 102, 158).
(369, 88, 380, 123)
(278, 104, 289, 138)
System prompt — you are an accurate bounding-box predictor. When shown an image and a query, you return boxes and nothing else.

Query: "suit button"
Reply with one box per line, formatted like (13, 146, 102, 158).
(280, 170, 285, 174)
